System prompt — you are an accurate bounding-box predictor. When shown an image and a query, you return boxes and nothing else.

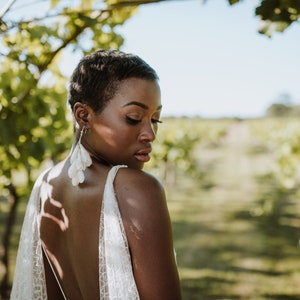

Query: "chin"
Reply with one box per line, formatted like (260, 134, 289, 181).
(128, 161, 144, 170)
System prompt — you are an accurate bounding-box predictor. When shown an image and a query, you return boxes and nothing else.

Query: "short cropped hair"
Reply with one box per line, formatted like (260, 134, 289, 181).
(68, 49, 159, 113)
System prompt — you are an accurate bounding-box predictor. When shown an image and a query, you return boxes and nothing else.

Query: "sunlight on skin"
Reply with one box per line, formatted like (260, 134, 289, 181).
(40, 180, 69, 232)
(40, 192, 68, 282)
(45, 197, 69, 232)
(124, 197, 142, 241)
(42, 243, 64, 279)
(93, 125, 117, 147)
(41, 206, 69, 232)
(128, 224, 141, 241)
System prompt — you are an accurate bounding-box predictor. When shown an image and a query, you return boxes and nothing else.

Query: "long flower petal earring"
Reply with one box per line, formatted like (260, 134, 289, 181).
(68, 127, 92, 186)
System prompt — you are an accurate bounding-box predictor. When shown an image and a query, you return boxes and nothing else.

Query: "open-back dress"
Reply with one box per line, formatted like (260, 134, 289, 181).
(10, 165, 139, 300)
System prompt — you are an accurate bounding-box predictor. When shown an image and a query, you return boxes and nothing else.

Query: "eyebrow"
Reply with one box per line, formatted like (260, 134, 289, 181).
(122, 101, 162, 110)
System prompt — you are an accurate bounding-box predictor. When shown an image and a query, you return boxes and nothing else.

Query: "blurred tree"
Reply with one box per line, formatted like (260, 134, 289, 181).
(0, 0, 299, 296)
(266, 93, 300, 117)
(0, 0, 136, 191)
(146, 118, 201, 186)
(1, 0, 300, 36)
(0, 0, 136, 296)
(255, 0, 300, 37)
(226, 0, 300, 36)
(266, 103, 292, 117)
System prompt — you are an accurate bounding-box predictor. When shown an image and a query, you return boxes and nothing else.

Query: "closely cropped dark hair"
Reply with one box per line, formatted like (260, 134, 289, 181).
(68, 49, 159, 113)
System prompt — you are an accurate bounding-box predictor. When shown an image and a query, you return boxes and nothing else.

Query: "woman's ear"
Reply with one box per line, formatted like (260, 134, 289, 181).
(73, 102, 92, 129)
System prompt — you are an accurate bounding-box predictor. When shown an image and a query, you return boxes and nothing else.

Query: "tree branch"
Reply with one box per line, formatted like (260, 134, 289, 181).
(1, 0, 169, 32)
(0, 0, 17, 19)
(0, 183, 19, 298)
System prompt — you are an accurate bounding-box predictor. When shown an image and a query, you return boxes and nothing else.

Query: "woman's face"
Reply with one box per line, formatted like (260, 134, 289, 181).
(86, 78, 162, 169)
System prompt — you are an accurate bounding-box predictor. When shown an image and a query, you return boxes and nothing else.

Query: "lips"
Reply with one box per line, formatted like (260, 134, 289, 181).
(134, 148, 152, 162)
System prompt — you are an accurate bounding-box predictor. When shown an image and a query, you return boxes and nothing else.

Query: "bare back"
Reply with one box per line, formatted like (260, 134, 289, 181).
(40, 159, 110, 299)
(40, 160, 181, 300)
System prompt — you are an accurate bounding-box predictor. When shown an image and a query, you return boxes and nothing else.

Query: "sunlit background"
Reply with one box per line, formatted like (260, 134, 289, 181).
(61, 0, 300, 118)
(1, 1, 300, 299)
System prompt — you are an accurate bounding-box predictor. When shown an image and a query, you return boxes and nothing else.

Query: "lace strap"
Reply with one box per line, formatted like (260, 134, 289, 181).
(10, 169, 50, 299)
(106, 165, 127, 186)
(99, 164, 140, 299)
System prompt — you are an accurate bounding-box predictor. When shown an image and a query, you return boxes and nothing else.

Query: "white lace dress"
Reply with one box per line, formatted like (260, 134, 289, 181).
(10, 165, 139, 300)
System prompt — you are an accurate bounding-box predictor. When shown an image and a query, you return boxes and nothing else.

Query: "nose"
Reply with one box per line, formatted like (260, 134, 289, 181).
(139, 123, 156, 142)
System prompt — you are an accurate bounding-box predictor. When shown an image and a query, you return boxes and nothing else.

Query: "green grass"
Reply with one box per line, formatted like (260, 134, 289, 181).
(166, 121, 300, 299)
(2, 119, 300, 299)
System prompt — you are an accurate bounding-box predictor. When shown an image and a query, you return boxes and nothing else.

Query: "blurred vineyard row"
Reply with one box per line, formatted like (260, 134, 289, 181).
(247, 118, 300, 189)
(1, 116, 300, 298)
(146, 117, 300, 192)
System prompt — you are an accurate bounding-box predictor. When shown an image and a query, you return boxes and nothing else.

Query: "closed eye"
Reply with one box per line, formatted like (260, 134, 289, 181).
(126, 116, 142, 125)
(151, 119, 163, 125)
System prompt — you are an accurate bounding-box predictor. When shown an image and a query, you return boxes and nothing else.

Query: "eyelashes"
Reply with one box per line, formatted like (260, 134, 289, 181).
(126, 116, 141, 125)
(125, 116, 162, 126)
(152, 119, 163, 125)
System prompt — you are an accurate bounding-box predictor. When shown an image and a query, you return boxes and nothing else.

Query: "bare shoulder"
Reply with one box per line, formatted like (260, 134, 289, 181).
(114, 166, 171, 248)
(46, 159, 68, 183)
(114, 167, 181, 299)
(114, 167, 167, 219)
(115, 167, 165, 196)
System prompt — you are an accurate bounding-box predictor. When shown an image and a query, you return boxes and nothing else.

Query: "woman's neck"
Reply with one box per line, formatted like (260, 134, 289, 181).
(80, 138, 111, 167)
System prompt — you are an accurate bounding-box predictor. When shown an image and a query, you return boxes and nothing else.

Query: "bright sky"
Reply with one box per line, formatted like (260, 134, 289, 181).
(116, 0, 300, 118)
(3, 0, 300, 118)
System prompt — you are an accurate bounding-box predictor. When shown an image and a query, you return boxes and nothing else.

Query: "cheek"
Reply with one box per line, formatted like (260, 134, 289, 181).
(93, 123, 135, 149)
(115, 127, 137, 143)
(98, 126, 118, 147)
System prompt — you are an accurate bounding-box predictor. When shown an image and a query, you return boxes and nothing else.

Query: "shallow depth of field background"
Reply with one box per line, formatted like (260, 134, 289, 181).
(148, 117, 300, 299)
(1, 0, 300, 299)
(2, 117, 300, 299)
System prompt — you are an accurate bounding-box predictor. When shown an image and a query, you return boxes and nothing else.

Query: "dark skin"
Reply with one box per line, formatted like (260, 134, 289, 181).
(40, 78, 181, 299)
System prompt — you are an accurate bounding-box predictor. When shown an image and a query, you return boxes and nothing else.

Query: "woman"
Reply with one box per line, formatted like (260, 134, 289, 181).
(10, 49, 181, 299)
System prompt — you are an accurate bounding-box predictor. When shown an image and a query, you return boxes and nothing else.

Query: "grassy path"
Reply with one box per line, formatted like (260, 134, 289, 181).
(168, 121, 300, 299)
(2, 120, 300, 299)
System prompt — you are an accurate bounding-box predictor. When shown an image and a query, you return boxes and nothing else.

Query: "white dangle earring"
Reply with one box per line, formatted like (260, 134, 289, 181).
(68, 127, 92, 186)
